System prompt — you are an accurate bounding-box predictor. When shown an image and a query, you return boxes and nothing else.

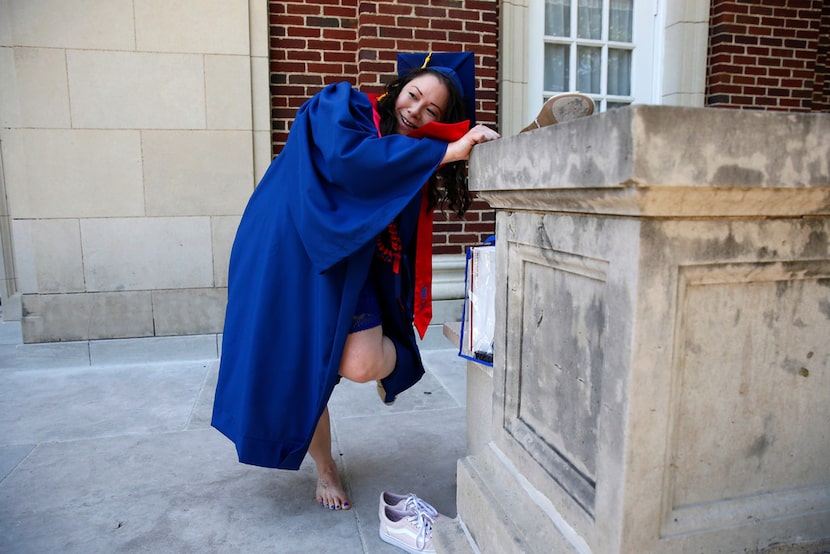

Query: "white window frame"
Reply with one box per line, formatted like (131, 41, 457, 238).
(526, 0, 660, 116)
(499, 0, 711, 135)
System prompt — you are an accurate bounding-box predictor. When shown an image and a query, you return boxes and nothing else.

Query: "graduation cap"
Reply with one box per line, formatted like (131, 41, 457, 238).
(397, 51, 476, 126)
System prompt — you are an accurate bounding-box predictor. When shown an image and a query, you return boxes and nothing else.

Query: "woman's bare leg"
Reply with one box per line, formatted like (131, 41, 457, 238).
(308, 406, 350, 510)
(339, 325, 396, 383)
(308, 325, 394, 510)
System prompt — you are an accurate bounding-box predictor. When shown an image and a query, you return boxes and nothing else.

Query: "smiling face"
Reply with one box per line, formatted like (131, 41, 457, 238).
(393, 73, 450, 136)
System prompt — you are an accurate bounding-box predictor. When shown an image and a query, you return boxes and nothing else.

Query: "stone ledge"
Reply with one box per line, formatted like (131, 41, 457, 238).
(433, 515, 475, 554)
(470, 106, 830, 217)
(456, 450, 586, 554)
(20, 288, 227, 343)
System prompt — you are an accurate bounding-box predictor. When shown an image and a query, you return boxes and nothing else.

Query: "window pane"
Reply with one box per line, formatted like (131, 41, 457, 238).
(607, 101, 631, 110)
(609, 0, 633, 42)
(577, 0, 602, 40)
(576, 46, 601, 93)
(607, 48, 631, 95)
(544, 43, 570, 92)
(545, 0, 570, 37)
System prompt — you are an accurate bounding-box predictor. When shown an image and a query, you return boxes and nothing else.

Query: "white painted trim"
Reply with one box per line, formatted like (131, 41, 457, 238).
(630, 0, 660, 105)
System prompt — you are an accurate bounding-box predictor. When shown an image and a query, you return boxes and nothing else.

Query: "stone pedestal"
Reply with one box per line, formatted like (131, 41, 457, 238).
(449, 106, 829, 553)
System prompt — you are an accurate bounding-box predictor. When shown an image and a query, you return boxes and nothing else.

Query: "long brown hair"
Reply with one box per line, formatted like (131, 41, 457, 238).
(376, 68, 472, 218)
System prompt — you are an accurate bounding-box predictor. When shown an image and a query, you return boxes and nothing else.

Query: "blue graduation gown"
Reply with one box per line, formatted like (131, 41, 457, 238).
(211, 82, 450, 469)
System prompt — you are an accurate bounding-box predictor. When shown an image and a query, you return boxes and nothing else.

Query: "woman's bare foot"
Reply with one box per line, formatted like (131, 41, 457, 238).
(315, 463, 351, 510)
(309, 406, 350, 510)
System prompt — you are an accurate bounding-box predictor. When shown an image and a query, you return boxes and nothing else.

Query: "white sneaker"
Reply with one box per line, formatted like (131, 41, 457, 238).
(379, 491, 439, 519)
(379, 505, 436, 554)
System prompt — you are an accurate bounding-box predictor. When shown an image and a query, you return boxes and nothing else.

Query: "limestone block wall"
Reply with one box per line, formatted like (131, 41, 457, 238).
(0, 0, 271, 342)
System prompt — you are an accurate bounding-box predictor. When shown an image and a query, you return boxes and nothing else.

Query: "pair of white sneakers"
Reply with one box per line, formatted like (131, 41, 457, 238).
(378, 491, 441, 554)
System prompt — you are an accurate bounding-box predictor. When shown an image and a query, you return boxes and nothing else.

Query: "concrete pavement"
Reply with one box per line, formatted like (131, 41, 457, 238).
(0, 316, 468, 553)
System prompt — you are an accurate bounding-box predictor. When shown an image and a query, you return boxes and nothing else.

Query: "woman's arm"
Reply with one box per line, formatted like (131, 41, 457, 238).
(441, 124, 501, 164)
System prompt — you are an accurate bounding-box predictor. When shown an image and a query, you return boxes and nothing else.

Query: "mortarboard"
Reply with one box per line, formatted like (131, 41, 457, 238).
(397, 51, 476, 126)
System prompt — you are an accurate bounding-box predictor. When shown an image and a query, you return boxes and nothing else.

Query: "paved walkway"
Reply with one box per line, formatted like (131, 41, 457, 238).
(0, 317, 467, 553)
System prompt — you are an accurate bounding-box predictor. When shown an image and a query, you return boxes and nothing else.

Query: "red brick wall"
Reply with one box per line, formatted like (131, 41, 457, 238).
(811, 1, 830, 111)
(268, 1, 500, 255)
(706, 0, 829, 111)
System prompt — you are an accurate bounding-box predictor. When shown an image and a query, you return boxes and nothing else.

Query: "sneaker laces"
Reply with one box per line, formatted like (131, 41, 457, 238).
(407, 510, 435, 550)
(401, 494, 438, 518)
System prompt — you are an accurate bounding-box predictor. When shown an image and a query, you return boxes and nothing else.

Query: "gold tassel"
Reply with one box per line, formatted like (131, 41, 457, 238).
(421, 52, 432, 69)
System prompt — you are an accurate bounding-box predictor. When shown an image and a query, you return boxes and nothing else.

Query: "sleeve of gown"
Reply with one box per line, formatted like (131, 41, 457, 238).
(285, 82, 450, 273)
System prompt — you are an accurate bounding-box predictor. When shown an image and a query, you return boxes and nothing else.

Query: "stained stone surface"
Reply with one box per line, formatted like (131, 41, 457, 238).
(450, 106, 830, 554)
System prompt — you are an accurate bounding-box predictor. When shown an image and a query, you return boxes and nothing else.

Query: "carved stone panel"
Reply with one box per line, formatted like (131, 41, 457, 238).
(504, 241, 609, 516)
(662, 260, 830, 537)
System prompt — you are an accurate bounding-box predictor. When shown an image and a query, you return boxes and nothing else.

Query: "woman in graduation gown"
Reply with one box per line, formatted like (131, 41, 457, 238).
(211, 52, 500, 511)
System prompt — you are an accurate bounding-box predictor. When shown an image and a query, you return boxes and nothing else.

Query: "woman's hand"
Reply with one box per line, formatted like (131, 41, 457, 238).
(442, 124, 501, 164)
